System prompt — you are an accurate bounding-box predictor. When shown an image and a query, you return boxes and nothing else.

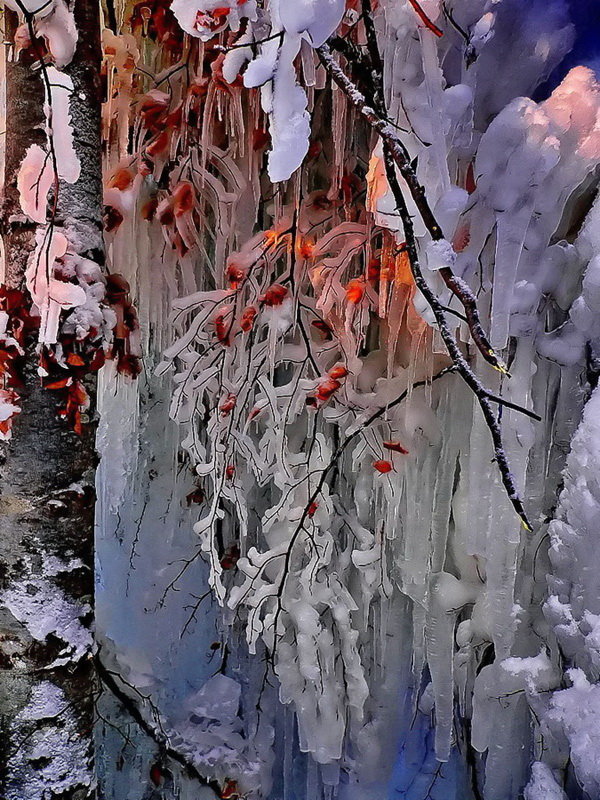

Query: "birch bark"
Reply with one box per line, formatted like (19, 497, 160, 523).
(0, 3, 103, 797)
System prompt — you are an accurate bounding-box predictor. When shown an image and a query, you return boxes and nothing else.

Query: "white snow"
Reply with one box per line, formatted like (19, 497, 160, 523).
(1, 574, 92, 666)
(5, 682, 93, 800)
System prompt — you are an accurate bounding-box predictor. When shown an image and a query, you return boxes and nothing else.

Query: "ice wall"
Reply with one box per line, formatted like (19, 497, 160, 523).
(95, 1, 600, 798)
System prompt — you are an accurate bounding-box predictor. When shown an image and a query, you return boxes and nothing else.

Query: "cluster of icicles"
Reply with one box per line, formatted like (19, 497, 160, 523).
(100, 0, 600, 796)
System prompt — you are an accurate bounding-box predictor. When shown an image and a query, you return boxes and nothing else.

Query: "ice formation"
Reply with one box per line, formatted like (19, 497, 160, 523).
(94, 0, 600, 798)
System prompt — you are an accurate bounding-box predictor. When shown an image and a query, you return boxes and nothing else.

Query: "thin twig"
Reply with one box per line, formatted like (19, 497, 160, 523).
(407, 0, 444, 38)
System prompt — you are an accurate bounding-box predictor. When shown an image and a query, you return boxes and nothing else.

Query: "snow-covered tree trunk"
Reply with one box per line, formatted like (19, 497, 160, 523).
(0, 3, 103, 797)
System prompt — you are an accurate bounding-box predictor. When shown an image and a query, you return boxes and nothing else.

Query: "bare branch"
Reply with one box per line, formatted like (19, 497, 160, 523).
(96, 651, 221, 795)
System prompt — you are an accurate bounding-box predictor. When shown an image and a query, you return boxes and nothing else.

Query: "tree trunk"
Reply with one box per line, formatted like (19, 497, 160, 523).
(0, 2, 103, 797)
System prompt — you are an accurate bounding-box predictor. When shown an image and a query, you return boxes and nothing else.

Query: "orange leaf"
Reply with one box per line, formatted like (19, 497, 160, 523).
(328, 364, 348, 380)
(107, 168, 134, 191)
(145, 129, 170, 157)
(315, 378, 341, 403)
(297, 239, 315, 259)
(140, 197, 158, 221)
(346, 278, 365, 304)
(45, 377, 72, 390)
(66, 352, 86, 367)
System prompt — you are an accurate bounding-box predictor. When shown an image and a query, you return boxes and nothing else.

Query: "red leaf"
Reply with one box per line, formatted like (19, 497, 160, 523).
(139, 90, 169, 129)
(307, 140, 322, 160)
(367, 258, 381, 283)
(248, 405, 263, 421)
(315, 378, 341, 403)
(226, 262, 246, 289)
(252, 128, 270, 151)
(311, 319, 333, 340)
(173, 181, 194, 217)
(383, 441, 409, 455)
(150, 764, 163, 787)
(260, 284, 288, 307)
(186, 487, 204, 505)
(157, 198, 175, 226)
(103, 205, 124, 233)
(220, 779, 240, 799)
(140, 196, 158, 221)
(215, 307, 232, 345)
(452, 223, 471, 253)
(220, 394, 237, 416)
(373, 459, 393, 474)
(240, 305, 257, 332)
(220, 544, 240, 570)
(465, 162, 477, 195)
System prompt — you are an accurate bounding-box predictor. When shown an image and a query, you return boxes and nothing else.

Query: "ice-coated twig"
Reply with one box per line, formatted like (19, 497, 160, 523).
(269, 365, 458, 657)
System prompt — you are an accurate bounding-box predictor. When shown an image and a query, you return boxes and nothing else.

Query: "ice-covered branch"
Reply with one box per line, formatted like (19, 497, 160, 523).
(316, 40, 507, 374)
(317, 31, 532, 527)
(381, 145, 531, 528)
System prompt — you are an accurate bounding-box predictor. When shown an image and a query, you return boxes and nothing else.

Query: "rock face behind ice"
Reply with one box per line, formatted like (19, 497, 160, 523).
(186, 674, 241, 722)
